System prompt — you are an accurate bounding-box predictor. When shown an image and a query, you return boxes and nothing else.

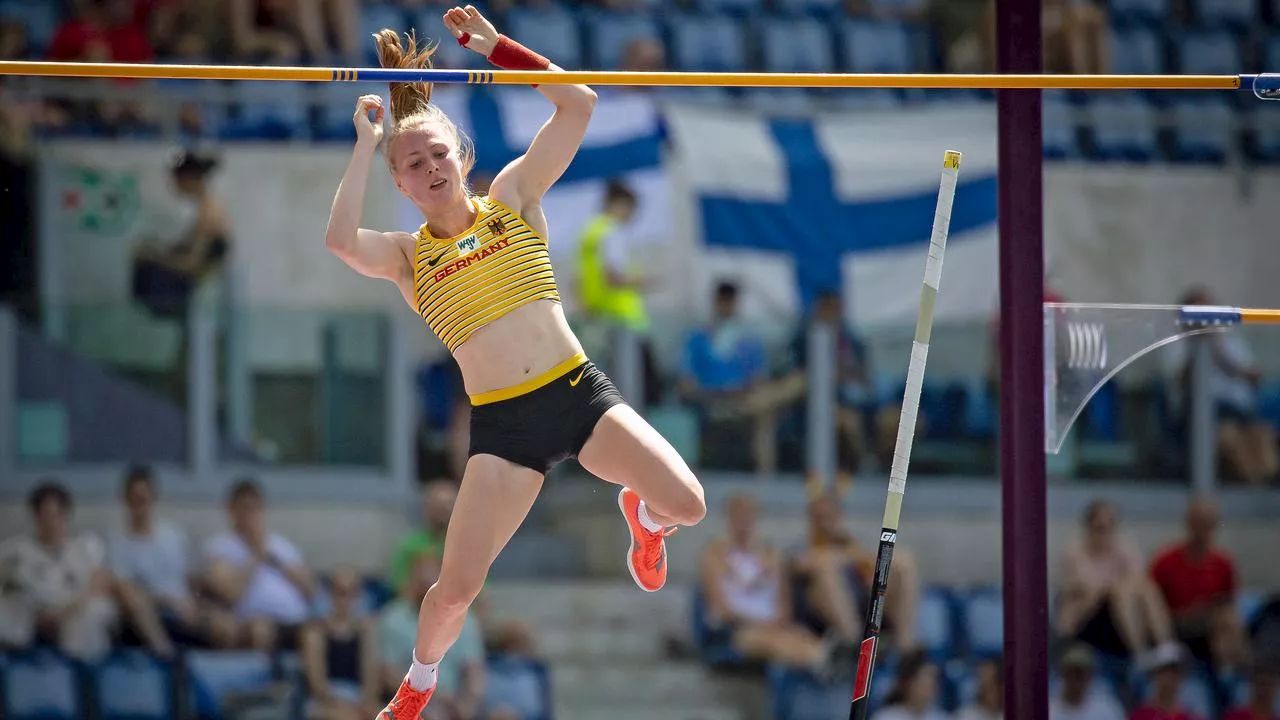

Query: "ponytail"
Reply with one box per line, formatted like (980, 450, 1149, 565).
(373, 29, 437, 124)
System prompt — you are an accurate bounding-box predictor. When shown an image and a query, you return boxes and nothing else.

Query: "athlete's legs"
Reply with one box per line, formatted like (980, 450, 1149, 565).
(578, 404, 706, 527)
(414, 454, 544, 664)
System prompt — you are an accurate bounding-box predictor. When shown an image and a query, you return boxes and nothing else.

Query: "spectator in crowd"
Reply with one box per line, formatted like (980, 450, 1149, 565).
(1149, 495, 1247, 675)
(1165, 286, 1278, 486)
(9, 481, 119, 660)
(618, 37, 665, 73)
(108, 465, 236, 653)
(679, 280, 796, 474)
(203, 478, 315, 650)
(228, 0, 358, 63)
(1129, 645, 1204, 720)
(699, 493, 848, 678)
(379, 549, 490, 720)
(949, 0, 1108, 74)
(301, 566, 379, 720)
(790, 289, 902, 472)
(389, 478, 455, 594)
(869, 650, 948, 720)
(1056, 499, 1178, 664)
(789, 491, 921, 654)
(956, 657, 1004, 720)
(47, 0, 154, 133)
(1224, 662, 1279, 720)
(576, 178, 663, 407)
(1049, 643, 1126, 720)
(131, 148, 233, 400)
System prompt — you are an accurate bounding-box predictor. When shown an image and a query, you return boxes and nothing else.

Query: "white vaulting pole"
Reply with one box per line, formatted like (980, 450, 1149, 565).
(849, 149, 960, 720)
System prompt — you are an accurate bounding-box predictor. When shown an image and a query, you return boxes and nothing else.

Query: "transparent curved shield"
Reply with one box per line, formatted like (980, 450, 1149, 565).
(1255, 73, 1280, 101)
(1044, 303, 1226, 454)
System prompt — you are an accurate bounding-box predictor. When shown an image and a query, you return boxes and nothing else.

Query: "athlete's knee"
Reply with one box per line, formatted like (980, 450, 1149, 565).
(423, 576, 483, 614)
(666, 471, 706, 526)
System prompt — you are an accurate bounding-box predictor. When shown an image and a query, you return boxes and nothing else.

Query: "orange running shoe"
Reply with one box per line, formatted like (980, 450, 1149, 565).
(618, 488, 678, 592)
(377, 678, 434, 720)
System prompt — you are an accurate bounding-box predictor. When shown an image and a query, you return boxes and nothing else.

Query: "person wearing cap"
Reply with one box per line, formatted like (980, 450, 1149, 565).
(1049, 643, 1126, 720)
(1223, 662, 1279, 720)
(1130, 643, 1204, 720)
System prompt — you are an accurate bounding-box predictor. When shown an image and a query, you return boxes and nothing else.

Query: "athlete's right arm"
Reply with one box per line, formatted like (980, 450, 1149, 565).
(325, 95, 411, 282)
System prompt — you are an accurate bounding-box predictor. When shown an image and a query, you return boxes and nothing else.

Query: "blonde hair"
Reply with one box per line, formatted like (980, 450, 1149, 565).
(373, 28, 476, 179)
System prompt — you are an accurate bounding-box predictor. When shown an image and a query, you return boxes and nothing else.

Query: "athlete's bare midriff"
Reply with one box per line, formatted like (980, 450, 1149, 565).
(449, 299, 585, 397)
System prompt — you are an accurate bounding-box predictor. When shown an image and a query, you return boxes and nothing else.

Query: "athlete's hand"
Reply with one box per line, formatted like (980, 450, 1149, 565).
(353, 94, 384, 149)
(443, 5, 499, 58)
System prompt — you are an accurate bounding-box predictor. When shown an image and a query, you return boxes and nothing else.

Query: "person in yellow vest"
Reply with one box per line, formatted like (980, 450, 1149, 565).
(577, 179, 663, 405)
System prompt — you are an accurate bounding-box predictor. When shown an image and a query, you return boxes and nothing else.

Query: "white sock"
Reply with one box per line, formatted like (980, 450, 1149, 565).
(406, 650, 439, 691)
(636, 500, 664, 533)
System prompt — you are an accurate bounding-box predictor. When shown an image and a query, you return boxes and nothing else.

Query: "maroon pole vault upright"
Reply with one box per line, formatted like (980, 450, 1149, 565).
(997, 0, 1049, 717)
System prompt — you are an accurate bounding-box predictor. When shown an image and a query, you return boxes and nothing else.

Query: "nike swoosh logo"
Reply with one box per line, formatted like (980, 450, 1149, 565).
(426, 248, 449, 267)
(568, 367, 587, 387)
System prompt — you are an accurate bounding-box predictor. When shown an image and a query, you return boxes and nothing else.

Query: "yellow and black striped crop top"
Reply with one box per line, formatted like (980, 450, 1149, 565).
(412, 195, 561, 352)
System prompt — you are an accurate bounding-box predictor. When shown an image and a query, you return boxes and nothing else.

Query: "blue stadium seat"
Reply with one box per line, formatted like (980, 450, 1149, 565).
(1109, 26, 1165, 76)
(3, 649, 81, 720)
(185, 651, 274, 720)
(221, 81, 312, 141)
(506, 6, 583, 70)
(359, 4, 409, 65)
(1190, 0, 1256, 30)
(314, 83, 386, 142)
(841, 20, 915, 73)
(761, 18, 836, 73)
(483, 656, 552, 720)
(1082, 380, 1120, 440)
(0, 0, 60, 55)
(585, 10, 661, 70)
(668, 13, 747, 71)
(774, 0, 842, 18)
(961, 588, 1003, 658)
(694, 0, 764, 18)
(1169, 93, 1237, 163)
(1175, 30, 1241, 75)
(93, 650, 174, 720)
(962, 376, 998, 438)
(864, 0, 928, 20)
(1086, 92, 1160, 161)
(917, 588, 957, 660)
(1108, 0, 1173, 27)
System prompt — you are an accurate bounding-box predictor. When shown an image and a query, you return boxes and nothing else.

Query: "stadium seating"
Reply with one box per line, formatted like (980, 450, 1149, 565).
(760, 17, 837, 74)
(1087, 92, 1162, 161)
(667, 12, 749, 72)
(483, 656, 554, 720)
(359, 3, 409, 66)
(1108, 0, 1174, 28)
(93, 650, 175, 720)
(841, 20, 916, 74)
(1109, 26, 1166, 76)
(3, 648, 82, 720)
(506, 6, 585, 71)
(1175, 29, 1242, 76)
(1190, 0, 1256, 31)
(0, 0, 59, 55)
(1169, 92, 1237, 162)
(584, 10, 662, 70)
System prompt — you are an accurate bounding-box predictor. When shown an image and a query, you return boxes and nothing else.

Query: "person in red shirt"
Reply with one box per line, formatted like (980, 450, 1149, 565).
(1150, 495, 1247, 673)
(1130, 645, 1205, 720)
(1224, 663, 1279, 720)
(47, 0, 153, 64)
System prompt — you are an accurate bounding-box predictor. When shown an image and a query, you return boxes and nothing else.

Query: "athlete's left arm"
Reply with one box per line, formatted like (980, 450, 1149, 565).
(445, 5, 596, 206)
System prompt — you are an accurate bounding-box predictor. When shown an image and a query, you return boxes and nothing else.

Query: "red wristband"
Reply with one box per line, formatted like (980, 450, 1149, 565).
(487, 34, 550, 71)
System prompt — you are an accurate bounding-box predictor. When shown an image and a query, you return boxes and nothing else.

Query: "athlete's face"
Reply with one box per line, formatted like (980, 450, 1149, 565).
(391, 125, 466, 213)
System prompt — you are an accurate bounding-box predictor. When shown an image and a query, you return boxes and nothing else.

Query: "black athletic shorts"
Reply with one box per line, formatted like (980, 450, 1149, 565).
(468, 356, 627, 473)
